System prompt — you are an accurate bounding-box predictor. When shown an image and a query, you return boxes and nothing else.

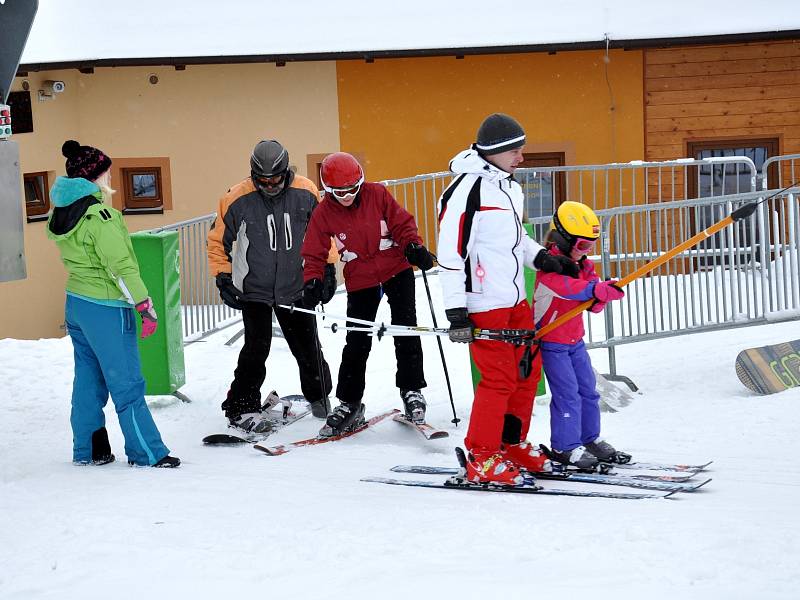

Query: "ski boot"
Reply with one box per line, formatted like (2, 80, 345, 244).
(463, 448, 526, 486)
(549, 445, 600, 471)
(585, 438, 632, 464)
(318, 402, 365, 438)
(400, 389, 426, 424)
(503, 441, 553, 473)
(228, 412, 274, 434)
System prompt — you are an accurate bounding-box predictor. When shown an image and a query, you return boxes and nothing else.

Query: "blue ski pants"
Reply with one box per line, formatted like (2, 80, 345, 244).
(65, 295, 170, 465)
(541, 340, 601, 452)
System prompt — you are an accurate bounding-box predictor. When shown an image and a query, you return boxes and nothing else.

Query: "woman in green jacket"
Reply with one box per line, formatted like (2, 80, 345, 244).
(47, 140, 179, 468)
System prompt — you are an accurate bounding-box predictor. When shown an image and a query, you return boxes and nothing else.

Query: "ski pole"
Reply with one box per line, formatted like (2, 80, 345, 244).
(535, 185, 795, 340)
(422, 268, 459, 425)
(283, 304, 539, 344)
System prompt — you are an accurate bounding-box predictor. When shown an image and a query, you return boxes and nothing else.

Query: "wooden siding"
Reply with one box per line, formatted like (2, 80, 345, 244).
(645, 40, 800, 163)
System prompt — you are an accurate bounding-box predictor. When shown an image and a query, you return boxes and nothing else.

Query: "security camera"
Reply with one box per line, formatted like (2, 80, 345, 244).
(44, 80, 66, 94)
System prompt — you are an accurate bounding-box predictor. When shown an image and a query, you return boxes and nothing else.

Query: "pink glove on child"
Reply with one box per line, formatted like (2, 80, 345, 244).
(135, 297, 158, 339)
(593, 280, 625, 302)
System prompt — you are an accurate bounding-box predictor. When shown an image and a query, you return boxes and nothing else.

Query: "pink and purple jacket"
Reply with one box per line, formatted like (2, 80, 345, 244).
(533, 250, 600, 344)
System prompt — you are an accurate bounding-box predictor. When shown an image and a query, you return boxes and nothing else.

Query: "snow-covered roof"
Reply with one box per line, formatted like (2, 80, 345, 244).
(19, 0, 800, 68)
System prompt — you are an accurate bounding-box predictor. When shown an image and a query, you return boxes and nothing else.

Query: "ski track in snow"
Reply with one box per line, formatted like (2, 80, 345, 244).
(1, 285, 799, 599)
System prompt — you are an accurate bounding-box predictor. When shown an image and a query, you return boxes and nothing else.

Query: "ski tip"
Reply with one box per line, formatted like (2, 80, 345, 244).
(692, 478, 713, 491)
(202, 434, 251, 445)
(428, 431, 450, 440)
(253, 444, 284, 456)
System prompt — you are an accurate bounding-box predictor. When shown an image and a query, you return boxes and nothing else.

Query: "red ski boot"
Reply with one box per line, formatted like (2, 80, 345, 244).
(464, 449, 525, 486)
(503, 442, 553, 474)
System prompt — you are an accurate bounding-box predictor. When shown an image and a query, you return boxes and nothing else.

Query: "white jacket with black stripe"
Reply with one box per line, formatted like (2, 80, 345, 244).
(437, 148, 545, 314)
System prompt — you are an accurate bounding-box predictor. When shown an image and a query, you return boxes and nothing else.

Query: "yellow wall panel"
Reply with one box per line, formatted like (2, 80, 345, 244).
(336, 50, 644, 181)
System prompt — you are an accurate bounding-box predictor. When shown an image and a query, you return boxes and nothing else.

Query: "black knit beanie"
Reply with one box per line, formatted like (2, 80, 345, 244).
(475, 113, 526, 156)
(62, 140, 112, 181)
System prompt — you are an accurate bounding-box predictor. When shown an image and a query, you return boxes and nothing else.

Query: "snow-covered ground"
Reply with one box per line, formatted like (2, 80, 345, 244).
(2, 275, 799, 599)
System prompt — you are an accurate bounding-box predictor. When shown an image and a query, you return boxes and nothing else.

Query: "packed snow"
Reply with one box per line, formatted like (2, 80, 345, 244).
(1, 273, 799, 599)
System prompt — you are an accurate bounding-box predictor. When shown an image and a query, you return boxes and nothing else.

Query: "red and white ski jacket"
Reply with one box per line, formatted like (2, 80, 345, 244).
(437, 149, 545, 313)
(302, 182, 422, 292)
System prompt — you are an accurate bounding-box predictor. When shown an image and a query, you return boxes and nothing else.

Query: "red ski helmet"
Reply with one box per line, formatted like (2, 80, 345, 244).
(320, 152, 364, 200)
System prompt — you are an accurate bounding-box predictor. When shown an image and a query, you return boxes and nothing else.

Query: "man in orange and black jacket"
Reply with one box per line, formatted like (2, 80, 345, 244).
(208, 140, 337, 432)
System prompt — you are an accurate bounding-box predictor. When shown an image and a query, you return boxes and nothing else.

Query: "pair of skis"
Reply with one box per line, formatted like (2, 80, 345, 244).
(252, 409, 448, 455)
(364, 448, 712, 500)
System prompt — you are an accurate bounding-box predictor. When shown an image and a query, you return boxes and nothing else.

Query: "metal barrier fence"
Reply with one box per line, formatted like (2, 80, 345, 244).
(382, 156, 759, 252)
(149, 214, 239, 341)
(543, 187, 799, 378)
(150, 157, 799, 361)
(762, 153, 800, 190)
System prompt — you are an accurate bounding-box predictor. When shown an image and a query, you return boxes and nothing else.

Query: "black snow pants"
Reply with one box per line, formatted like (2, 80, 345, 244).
(336, 268, 426, 406)
(223, 302, 332, 418)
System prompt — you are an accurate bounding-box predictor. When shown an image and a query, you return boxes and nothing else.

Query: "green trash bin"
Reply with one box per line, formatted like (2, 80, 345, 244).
(130, 230, 186, 396)
(470, 223, 547, 396)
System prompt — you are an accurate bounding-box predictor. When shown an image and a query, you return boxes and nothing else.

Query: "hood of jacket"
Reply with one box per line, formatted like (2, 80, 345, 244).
(448, 147, 514, 184)
(48, 176, 103, 237)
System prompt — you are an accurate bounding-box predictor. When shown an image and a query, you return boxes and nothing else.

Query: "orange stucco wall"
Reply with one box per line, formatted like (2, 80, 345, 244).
(335, 50, 644, 181)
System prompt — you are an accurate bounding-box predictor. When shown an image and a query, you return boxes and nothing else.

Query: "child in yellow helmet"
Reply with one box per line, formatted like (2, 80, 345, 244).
(533, 202, 628, 469)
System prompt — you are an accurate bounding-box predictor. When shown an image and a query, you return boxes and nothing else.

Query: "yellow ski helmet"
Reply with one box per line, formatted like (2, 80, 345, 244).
(548, 201, 600, 255)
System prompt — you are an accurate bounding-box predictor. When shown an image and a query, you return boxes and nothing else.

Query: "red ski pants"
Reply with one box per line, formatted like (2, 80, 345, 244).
(465, 301, 542, 452)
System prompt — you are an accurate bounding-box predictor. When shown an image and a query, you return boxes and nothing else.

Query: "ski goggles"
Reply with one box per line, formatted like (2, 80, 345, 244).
(573, 237, 597, 253)
(255, 171, 287, 186)
(323, 176, 364, 200)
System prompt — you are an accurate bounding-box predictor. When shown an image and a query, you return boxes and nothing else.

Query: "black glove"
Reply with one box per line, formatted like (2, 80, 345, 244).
(320, 263, 337, 305)
(215, 273, 243, 310)
(533, 249, 580, 278)
(302, 278, 324, 309)
(445, 307, 474, 343)
(405, 242, 434, 271)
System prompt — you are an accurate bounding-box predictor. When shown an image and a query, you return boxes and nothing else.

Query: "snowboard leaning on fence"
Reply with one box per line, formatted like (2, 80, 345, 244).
(735, 339, 800, 395)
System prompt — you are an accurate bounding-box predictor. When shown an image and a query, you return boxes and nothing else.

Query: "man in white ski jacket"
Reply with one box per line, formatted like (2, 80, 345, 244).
(437, 113, 576, 485)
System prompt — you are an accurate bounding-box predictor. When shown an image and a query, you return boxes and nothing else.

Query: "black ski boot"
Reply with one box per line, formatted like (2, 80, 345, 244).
(308, 397, 331, 419)
(585, 438, 632, 464)
(549, 446, 600, 470)
(400, 390, 426, 424)
(319, 402, 365, 438)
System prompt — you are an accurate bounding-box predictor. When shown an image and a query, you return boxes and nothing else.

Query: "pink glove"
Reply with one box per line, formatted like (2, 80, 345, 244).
(135, 297, 158, 339)
(593, 280, 624, 302)
(589, 300, 608, 313)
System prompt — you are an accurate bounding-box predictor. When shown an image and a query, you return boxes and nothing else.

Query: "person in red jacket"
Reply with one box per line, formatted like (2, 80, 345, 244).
(301, 152, 434, 437)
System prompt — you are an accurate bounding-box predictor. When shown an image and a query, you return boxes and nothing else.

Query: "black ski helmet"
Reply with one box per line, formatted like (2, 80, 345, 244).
(250, 140, 291, 197)
(250, 139, 289, 178)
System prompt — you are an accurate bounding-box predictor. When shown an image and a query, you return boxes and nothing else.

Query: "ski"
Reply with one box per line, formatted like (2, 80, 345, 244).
(253, 409, 401, 456)
(388, 465, 709, 492)
(607, 460, 713, 473)
(361, 477, 675, 500)
(202, 393, 310, 446)
(392, 413, 449, 440)
(540, 444, 711, 474)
